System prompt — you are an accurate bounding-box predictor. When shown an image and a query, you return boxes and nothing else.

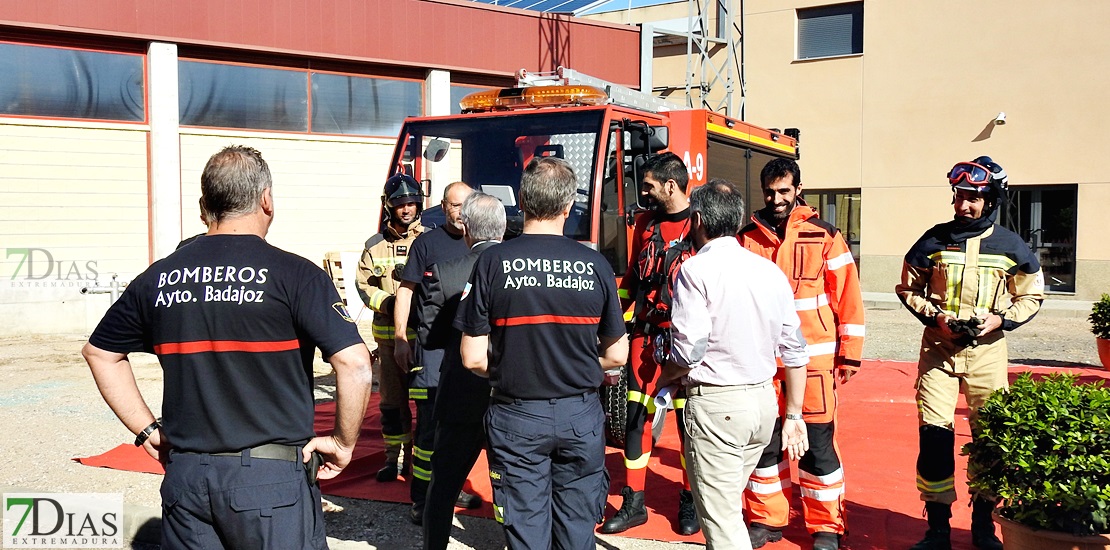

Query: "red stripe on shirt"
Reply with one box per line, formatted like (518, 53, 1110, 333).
(492, 315, 600, 327)
(154, 339, 301, 355)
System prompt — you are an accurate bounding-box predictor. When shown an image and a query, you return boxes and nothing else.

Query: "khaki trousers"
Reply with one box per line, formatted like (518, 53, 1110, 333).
(683, 380, 776, 550)
(916, 328, 1009, 429)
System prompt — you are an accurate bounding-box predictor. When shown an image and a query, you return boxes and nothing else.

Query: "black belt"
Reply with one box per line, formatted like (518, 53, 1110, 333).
(199, 443, 301, 462)
(491, 388, 597, 404)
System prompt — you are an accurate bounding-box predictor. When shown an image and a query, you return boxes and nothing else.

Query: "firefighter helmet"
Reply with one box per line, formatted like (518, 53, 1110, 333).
(948, 155, 1008, 207)
(382, 174, 424, 215)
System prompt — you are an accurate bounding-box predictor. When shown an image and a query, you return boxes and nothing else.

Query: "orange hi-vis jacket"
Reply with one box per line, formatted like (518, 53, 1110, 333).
(737, 204, 865, 375)
(738, 202, 863, 535)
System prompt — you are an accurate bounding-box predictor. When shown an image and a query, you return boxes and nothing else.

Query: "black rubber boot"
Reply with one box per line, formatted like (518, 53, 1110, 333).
(910, 502, 952, 550)
(375, 461, 400, 483)
(748, 523, 783, 548)
(971, 497, 1004, 550)
(677, 489, 700, 535)
(813, 532, 840, 550)
(599, 486, 648, 534)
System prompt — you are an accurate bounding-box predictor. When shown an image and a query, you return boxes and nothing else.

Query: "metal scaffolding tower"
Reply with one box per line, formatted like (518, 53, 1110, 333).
(647, 0, 743, 118)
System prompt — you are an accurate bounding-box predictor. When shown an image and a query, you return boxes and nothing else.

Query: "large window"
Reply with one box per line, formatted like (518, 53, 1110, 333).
(797, 2, 864, 60)
(0, 42, 144, 122)
(1000, 185, 1077, 293)
(312, 73, 421, 135)
(179, 60, 422, 136)
(179, 61, 308, 132)
(808, 189, 861, 263)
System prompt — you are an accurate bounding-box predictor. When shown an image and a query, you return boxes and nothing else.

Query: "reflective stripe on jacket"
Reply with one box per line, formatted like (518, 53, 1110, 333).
(738, 204, 865, 371)
(895, 224, 1043, 330)
(356, 220, 424, 341)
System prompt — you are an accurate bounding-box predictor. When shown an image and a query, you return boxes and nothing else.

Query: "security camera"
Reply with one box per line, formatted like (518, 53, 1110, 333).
(994, 112, 1006, 125)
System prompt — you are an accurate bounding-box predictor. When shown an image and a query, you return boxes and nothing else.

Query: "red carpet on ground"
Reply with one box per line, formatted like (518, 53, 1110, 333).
(77, 360, 1108, 548)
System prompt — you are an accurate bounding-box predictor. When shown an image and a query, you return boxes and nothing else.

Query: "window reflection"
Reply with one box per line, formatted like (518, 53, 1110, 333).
(312, 74, 421, 136)
(179, 61, 308, 132)
(0, 42, 144, 121)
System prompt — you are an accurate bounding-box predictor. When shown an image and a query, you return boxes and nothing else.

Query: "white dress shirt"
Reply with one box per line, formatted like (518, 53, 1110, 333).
(670, 236, 808, 386)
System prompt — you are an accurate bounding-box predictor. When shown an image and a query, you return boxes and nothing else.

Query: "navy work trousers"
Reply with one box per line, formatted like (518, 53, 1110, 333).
(159, 450, 325, 550)
(423, 419, 486, 550)
(485, 392, 609, 550)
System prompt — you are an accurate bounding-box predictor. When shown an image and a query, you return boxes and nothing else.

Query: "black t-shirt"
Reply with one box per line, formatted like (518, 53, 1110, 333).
(401, 226, 469, 284)
(401, 226, 470, 381)
(454, 234, 625, 399)
(89, 234, 364, 453)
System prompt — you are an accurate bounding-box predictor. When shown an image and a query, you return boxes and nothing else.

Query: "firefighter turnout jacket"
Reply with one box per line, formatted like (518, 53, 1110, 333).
(895, 220, 1043, 505)
(896, 224, 1042, 333)
(356, 219, 423, 342)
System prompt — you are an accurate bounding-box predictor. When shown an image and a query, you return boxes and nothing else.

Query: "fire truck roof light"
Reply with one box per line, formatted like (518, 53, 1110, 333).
(460, 85, 609, 112)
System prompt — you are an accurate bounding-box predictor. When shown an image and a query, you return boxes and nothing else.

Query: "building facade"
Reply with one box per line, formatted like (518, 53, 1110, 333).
(0, 0, 642, 335)
(588, 0, 1110, 300)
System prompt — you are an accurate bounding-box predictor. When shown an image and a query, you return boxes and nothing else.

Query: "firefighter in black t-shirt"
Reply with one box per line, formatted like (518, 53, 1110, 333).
(457, 157, 629, 550)
(83, 146, 373, 550)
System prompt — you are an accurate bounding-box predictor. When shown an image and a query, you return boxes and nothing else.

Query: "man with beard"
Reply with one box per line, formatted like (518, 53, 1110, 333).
(896, 157, 1043, 550)
(356, 174, 426, 484)
(737, 158, 865, 550)
(602, 152, 699, 536)
(394, 181, 480, 524)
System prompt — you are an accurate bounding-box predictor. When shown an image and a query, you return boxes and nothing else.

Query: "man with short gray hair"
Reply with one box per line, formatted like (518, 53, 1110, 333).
(660, 180, 809, 549)
(83, 145, 372, 549)
(458, 157, 629, 549)
(418, 191, 506, 549)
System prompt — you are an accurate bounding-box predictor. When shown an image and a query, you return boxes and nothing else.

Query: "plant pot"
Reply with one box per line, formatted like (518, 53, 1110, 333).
(1098, 338, 1110, 370)
(994, 512, 1110, 550)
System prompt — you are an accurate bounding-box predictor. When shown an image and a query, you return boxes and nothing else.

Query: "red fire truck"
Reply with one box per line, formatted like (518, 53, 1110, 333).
(388, 67, 800, 443)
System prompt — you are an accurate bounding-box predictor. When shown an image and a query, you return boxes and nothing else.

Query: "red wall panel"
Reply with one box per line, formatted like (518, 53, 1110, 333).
(0, 0, 641, 86)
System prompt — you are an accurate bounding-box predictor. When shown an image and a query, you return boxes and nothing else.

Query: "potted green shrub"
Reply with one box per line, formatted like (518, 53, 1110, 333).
(964, 373, 1110, 549)
(1092, 293, 1110, 369)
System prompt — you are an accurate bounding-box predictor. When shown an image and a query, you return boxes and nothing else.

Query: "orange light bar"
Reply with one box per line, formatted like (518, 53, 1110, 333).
(460, 85, 608, 112)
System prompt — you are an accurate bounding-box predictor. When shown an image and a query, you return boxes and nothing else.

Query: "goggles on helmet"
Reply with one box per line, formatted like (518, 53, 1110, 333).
(948, 162, 992, 192)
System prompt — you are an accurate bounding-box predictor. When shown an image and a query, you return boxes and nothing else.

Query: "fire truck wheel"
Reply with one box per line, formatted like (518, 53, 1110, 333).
(601, 364, 629, 449)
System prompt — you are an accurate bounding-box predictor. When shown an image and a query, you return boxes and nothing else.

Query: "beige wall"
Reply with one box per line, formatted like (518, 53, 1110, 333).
(0, 121, 150, 335)
(596, 0, 1110, 299)
(179, 133, 395, 267)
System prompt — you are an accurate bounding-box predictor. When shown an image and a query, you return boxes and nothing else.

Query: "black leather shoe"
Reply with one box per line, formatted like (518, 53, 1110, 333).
(748, 522, 783, 549)
(409, 503, 424, 526)
(455, 491, 482, 509)
(599, 486, 648, 534)
(376, 461, 400, 483)
(813, 532, 840, 550)
(677, 490, 700, 535)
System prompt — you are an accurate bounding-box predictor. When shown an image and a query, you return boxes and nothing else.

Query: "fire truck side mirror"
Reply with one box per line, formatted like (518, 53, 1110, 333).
(424, 138, 450, 162)
(624, 125, 668, 155)
(648, 126, 668, 151)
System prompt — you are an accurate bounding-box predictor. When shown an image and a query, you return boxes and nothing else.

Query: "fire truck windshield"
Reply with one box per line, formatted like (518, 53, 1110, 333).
(395, 110, 605, 242)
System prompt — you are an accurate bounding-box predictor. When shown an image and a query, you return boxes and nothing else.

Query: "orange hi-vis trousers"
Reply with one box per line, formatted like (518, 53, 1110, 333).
(622, 331, 689, 492)
(744, 368, 846, 535)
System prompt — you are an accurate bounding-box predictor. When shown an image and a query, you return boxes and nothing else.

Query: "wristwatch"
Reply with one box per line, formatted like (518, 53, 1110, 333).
(784, 413, 804, 421)
(134, 420, 161, 447)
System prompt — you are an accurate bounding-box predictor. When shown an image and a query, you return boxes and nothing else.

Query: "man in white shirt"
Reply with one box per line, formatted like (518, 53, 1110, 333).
(660, 180, 809, 549)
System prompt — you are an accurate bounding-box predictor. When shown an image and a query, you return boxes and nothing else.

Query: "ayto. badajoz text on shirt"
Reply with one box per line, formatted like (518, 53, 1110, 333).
(501, 257, 597, 291)
(154, 264, 270, 307)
